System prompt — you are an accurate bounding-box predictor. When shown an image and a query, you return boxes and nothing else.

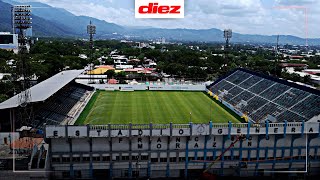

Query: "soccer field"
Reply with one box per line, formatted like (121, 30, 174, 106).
(76, 91, 241, 125)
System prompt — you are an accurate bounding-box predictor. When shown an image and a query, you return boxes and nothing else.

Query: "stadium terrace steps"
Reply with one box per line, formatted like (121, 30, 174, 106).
(208, 69, 320, 123)
(30, 84, 93, 129)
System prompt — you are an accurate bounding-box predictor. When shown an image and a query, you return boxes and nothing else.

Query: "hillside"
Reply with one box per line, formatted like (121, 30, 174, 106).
(0, 0, 75, 37)
(2, 0, 124, 37)
(1, 0, 320, 45)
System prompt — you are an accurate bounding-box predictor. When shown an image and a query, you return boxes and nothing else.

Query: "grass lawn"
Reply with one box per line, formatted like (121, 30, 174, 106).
(75, 91, 241, 125)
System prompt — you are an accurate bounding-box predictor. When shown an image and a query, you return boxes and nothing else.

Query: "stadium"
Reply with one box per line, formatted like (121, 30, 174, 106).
(0, 68, 320, 179)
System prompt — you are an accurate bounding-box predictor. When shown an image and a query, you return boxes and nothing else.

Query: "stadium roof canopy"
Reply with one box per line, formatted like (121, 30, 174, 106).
(0, 69, 84, 110)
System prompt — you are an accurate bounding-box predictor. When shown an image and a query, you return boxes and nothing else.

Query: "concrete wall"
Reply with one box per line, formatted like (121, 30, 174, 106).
(46, 122, 320, 138)
(47, 123, 320, 178)
(49, 132, 320, 178)
(87, 84, 206, 91)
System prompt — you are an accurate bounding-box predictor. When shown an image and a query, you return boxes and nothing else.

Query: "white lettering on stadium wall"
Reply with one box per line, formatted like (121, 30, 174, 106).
(45, 125, 319, 138)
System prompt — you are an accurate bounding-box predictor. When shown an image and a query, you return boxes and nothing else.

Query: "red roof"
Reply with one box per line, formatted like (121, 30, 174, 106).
(279, 63, 308, 67)
(125, 69, 138, 72)
(144, 68, 155, 71)
(108, 79, 118, 84)
(290, 56, 304, 59)
(11, 137, 43, 149)
(303, 69, 320, 75)
(98, 65, 115, 69)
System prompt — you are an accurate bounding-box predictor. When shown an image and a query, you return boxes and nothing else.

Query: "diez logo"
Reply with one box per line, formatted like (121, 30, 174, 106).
(135, 0, 184, 18)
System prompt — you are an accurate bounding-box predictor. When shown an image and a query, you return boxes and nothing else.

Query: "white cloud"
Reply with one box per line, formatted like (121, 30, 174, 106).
(14, 0, 320, 38)
(188, 0, 264, 16)
(276, 0, 317, 6)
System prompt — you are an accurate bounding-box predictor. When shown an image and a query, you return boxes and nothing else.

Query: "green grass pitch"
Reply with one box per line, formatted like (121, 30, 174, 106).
(75, 91, 241, 125)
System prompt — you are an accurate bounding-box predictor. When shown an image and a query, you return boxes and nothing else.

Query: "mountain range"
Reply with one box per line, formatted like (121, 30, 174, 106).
(1, 0, 320, 45)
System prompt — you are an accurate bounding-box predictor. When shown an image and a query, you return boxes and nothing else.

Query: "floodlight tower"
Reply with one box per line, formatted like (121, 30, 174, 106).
(276, 35, 279, 61)
(223, 29, 232, 64)
(12, 5, 33, 125)
(274, 35, 280, 76)
(87, 20, 96, 84)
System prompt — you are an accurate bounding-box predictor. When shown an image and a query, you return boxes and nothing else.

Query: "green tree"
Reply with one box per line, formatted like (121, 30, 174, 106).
(105, 70, 115, 79)
(0, 94, 9, 103)
(303, 75, 312, 84)
(115, 71, 126, 78)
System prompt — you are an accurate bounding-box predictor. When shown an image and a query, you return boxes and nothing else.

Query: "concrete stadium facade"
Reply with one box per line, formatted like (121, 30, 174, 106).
(45, 121, 320, 179)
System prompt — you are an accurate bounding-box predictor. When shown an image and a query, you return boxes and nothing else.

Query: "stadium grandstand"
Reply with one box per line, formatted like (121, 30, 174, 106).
(208, 68, 320, 123)
(0, 70, 94, 131)
(0, 68, 319, 179)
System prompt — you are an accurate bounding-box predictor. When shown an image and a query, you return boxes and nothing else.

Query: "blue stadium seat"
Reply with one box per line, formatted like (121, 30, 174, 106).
(208, 69, 320, 123)
(31, 84, 91, 129)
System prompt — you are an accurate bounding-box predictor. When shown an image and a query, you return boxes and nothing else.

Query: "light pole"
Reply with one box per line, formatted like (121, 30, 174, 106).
(87, 20, 96, 84)
(223, 29, 232, 66)
(189, 112, 192, 123)
(210, 101, 212, 122)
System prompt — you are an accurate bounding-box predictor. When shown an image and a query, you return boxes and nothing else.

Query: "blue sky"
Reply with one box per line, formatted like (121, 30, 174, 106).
(16, 0, 320, 38)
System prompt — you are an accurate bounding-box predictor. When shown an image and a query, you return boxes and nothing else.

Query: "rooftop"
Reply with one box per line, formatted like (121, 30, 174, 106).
(0, 69, 84, 110)
(11, 137, 43, 150)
